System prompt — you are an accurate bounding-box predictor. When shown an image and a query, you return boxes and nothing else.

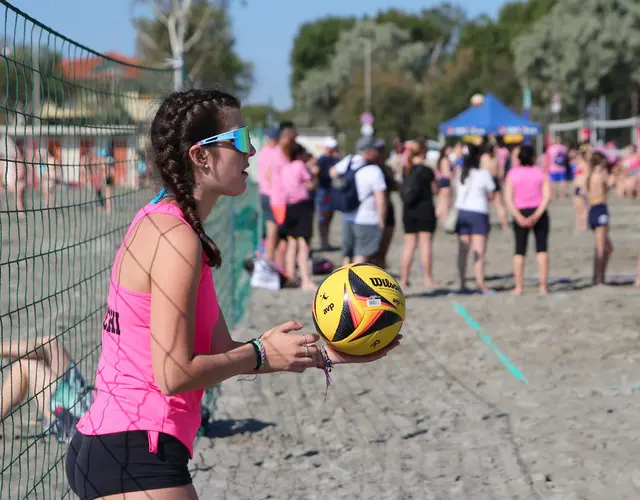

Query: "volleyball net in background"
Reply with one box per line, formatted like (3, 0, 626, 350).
(0, 2, 260, 499)
(549, 117, 640, 155)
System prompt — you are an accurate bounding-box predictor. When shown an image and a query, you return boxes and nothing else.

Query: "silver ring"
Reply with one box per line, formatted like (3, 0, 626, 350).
(305, 345, 311, 358)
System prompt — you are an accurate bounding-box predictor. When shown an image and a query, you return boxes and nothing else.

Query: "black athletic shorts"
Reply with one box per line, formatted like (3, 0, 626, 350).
(66, 431, 192, 500)
(512, 208, 549, 256)
(278, 198, 314, 242)
(492, 175, 502, 193)
(403, 208, 436, 234)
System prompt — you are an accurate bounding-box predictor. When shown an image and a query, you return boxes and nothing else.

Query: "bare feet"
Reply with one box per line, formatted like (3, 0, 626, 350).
(539, 287, 548, 295)
(399, 281, 410, 288)
(512, 288, 523, 296)
(424, 279, 440, 288)
(300, 281, 318, 292)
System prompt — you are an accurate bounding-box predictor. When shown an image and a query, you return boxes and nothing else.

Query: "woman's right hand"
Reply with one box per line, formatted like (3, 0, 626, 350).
(259, 321, 320, 374)
(515, 214, 530, 228)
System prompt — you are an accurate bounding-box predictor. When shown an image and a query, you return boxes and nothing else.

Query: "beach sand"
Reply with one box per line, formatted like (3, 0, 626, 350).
(2, 191, 640, 499)
(191, 195, 640, 500)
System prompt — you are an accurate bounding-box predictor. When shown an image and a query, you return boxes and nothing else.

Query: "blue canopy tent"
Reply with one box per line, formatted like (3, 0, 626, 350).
(439, 93, 541, 137)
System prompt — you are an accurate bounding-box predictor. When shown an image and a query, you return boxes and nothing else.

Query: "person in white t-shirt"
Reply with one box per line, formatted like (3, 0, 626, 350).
(331, 136, 387, 265)
(454, 144, 496, 294)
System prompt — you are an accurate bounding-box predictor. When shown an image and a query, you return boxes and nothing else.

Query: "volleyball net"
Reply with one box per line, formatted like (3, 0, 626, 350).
(0, 2, 260, 498)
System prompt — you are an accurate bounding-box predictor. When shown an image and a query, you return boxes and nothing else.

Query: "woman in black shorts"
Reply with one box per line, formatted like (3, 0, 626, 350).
(277, 142, 317, 291)
(399, 141, 439, 287)
(503, 144, 552, 295)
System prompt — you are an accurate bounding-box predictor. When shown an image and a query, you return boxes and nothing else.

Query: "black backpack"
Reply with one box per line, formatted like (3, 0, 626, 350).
(331, 156, 371, 212)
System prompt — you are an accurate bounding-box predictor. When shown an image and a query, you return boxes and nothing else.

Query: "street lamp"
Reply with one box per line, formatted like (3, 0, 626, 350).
(363, 38, 372, 114)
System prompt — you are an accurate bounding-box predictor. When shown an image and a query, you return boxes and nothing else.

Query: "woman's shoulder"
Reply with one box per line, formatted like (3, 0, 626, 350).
(137, 208, 201, 257)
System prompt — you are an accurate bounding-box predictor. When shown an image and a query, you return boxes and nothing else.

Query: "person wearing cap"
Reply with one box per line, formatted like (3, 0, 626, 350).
(256, 126, 280, 261)
(330, 136, 387, 265)
(314, 136, 340, 250)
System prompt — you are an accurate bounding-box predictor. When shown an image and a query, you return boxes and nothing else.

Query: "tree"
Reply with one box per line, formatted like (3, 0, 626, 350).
(334, 69, 424, 149)
(241, 104, 292, 128)
(289, 16, 356, 92)
(513, 0, 640, 118)
(133, 0, 252, 96)
(294, 20, 433, 128)
(0, 45, 65, 124)
(374, 4, 466, 58)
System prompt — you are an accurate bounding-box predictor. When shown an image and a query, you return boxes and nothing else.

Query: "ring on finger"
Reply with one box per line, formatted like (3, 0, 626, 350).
(304, 344, 311, 358)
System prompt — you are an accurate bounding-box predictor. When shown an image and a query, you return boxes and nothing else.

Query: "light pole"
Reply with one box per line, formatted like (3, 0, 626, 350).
(363, 38, 372, 113)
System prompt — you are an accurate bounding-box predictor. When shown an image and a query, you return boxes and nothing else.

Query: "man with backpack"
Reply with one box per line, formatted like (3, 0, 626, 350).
(330, 136, 388, 265)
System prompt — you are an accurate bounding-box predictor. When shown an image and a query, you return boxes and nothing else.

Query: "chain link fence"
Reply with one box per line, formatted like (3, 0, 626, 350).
(0, 2, 260, 498)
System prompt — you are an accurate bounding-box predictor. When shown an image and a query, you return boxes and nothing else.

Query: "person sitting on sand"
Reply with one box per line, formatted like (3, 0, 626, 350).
(1, 335, 92, 442)
(585, 152, 615, 286)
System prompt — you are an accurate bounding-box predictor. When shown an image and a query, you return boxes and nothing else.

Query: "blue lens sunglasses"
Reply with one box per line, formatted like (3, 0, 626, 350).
(196, 127, 251, 154)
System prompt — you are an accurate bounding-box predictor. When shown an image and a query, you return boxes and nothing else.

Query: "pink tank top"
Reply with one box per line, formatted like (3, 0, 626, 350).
(76, 201, 219, 458)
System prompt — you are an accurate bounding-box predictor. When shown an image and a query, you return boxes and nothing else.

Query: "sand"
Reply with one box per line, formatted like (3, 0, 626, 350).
(2, 190, 640, 499)
(190, 195, 640, 500)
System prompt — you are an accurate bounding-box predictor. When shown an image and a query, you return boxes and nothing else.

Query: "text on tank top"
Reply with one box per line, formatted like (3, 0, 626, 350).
(76, 192, 219, 458)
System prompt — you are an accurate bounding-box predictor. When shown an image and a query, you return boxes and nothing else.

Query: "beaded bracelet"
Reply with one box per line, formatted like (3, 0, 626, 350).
(318, 345, 333, 398)
(247, 338, 266, 371)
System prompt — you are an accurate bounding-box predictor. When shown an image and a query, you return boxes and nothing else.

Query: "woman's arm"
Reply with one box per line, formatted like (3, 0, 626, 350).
(149, 221, 317, 395)
(503, 176, 522, 220)
(209, 309, 242, 354)
(149, 223, 257, 395)
(528, 177, 552, 222)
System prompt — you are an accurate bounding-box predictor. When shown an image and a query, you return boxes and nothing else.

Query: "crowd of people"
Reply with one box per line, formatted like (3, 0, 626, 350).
(0, 134, 150, 216)
(3, 90, 640, 499)
(255, 124, 640, 294)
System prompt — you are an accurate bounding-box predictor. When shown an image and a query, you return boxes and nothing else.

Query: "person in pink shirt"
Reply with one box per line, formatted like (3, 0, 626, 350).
(65, 89, 399, 500)
(269, 122, 298, 271)
(504, 144, 552, 295)
(275, 142, 317, 291)
(256, 127, 280, 260)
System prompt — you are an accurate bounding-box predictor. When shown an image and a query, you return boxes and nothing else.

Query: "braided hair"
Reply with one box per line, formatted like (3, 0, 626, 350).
(149, 89, 240, 268)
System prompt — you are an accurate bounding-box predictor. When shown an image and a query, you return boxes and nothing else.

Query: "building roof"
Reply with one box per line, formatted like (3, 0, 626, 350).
(58, 51, 142, 81)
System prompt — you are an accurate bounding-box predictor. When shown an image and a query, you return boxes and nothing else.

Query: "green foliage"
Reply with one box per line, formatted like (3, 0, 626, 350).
(290, 5, 469, 139)
(513, 0, 640, 117)
(0, 45, 65, 118)
(282, 0, 637, 141)
(242, 104, 292, 127)
(289, 16, 356, 92)
(373, 6, 463, 47)
(294, 20, 432, 131)
(335, 69, 424, 148)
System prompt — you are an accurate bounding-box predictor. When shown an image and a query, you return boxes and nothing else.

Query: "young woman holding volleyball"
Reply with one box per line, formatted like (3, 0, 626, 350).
(65, 89, 400, 500)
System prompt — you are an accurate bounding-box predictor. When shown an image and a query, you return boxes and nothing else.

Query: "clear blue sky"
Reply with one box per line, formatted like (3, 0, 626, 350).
(9, 0, 508, 109)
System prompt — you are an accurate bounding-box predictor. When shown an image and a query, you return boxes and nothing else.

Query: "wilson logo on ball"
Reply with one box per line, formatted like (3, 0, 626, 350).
(369, 277, 401, 292)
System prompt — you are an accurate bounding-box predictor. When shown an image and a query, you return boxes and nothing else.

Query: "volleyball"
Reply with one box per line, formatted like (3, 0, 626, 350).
(471, 93, 485, 106)
(311, 264, 405, 356)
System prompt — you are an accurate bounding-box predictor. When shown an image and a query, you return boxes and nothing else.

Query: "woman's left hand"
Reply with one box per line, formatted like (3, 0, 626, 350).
(320, 335, 402, 366)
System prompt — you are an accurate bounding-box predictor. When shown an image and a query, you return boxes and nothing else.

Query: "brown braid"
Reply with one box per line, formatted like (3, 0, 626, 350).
(149, 89, 240, 268)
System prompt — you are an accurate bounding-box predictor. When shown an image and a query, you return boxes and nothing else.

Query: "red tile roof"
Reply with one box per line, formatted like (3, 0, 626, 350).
(58, 51, 142, 81)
